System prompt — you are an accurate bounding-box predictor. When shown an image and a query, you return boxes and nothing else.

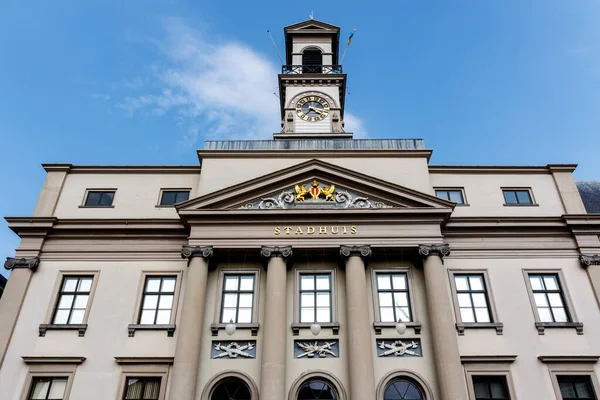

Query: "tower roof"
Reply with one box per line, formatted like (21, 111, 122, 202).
(284, 19, 340, 65)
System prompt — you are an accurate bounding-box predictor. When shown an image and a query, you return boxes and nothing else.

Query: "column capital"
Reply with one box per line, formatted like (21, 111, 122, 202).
(181, 246, 213, 260)
(4, 257, 39, 271)
(580, 254, 600, 267)
(340, 245, 372, 259)
(418, 244, 451, 260)
(261, 246, 293, 259)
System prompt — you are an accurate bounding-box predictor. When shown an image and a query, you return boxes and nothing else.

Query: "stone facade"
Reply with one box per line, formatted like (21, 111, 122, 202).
(1, 18, 600, 400)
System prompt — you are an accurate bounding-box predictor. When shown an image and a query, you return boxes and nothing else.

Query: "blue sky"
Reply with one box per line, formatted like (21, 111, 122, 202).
(1, 1, 600, 277)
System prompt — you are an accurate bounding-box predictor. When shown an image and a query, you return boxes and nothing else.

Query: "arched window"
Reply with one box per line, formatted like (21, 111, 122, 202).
(297, 378, 338, 400)
(302, 48, 323, 73)
(210, 377, 251, 400)
(383, 378, 425, 400)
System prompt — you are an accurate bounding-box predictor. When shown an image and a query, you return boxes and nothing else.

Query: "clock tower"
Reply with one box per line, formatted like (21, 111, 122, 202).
(276, 19, 351, 139)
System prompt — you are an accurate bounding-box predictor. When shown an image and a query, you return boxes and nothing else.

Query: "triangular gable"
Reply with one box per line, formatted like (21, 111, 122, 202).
(284, 19, 340, 32)
(177, 159, 455, 212)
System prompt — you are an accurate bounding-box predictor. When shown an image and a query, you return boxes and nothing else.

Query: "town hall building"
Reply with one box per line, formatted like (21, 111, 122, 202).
(1, 18, 600, 400)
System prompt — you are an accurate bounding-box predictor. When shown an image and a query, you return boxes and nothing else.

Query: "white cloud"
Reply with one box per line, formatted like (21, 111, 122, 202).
(344, 112, 368, 139)
(120, 18, 367, 146)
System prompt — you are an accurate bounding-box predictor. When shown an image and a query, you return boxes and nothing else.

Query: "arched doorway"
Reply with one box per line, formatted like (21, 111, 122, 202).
(297, 378, 338, 399)
(302, 48, 323, 73)
(383, 377, 425, 400)
(210, 377, 252, 400)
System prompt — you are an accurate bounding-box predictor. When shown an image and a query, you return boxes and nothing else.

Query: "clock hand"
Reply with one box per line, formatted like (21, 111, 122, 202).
(308, 106, 325, 115)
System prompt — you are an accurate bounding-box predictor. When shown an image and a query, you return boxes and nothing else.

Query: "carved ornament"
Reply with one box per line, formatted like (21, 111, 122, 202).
(4, 257, 39, 271)
(181, 246, 213, 260)
(212, 341, 256, 359)
(580, 254, 600, 267)
(295, 340, 339, 358)
(340, 245, 372, 259)
(377, 339, 422, 357)
(261, 246, 293, 259)
(418, 244, 451, 260)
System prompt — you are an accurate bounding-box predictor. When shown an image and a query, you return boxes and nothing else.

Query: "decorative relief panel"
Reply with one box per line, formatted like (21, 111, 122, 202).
(240, 180, 392, 210)
(211, 341, 256, 359)
(294, 340, 339, 359)
(376, 339, 422, 358)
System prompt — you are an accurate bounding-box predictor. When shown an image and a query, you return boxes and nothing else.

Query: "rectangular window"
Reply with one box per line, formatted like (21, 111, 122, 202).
(159, 190, 190, 206)
(472, 376, 510, 400)
(52, 276, 93, 325)
(139, 276, 176, 325)
(558, 376, 596, 400)
(299, 274, 332, 323)
(220, 274, 255, 324)
(435, 189, 466, 205)
(28, 377, 68, 400)
(454, 274, 491, 323)
(83, 190, 115, 207)
(122, 377, 161, 400)
(503, 189, 533, 205)
(528, 274, 569, 323)
(375, 273, 412, 322)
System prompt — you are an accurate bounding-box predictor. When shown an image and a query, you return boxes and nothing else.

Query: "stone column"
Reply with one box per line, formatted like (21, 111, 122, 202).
(340, 245, 376, 399)
(0, 257, 39, 368)
(260, 246, 292, 400)
(169, 246, 213, 400)
(419, 244, 468, 400)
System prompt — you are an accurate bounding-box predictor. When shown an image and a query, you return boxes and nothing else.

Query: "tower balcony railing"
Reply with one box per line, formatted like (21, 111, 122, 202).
(281, 65, 343, 74)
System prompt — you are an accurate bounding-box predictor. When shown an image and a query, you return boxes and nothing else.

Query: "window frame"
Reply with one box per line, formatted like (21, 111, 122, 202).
(434, 187, 468, 206)
(128, 271, 182, 337)
(448, 270, 503, 335)
(462, 356, 517, 400)
(539, 356, 600, 400)
(156, 188, 191, 208)
(20, 357, 84, 400)
(211, 268, 261, 336)
(80, 189, 116, 208)
(39, 271, 100, 337)
(501, 187, 536, 206)
(115, 358, 171, 400)
(522, 269, 583, 335)
(371, 267, 422, 335)
(292, 269, 339, 335)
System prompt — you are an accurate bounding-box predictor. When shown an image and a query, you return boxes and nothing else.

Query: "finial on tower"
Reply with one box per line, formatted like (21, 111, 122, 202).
(309, 11, 314, 20)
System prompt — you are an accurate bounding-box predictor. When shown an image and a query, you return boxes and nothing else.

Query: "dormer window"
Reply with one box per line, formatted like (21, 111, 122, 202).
(302, 48, 323, 73)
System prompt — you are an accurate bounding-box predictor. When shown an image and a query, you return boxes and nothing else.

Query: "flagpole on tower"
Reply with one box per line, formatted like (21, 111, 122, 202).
(340, 29, 356, 65)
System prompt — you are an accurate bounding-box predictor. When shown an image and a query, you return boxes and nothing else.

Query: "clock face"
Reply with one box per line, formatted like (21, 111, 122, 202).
(295, 95, 330, 122)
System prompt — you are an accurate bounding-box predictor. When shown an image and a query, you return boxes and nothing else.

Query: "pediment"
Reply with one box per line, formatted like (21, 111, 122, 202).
(285, 19, 340, 33)
(176, 160, 455, 213)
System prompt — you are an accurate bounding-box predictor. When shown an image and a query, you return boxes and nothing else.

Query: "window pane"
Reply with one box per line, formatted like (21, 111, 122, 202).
(156, 310, 171, 324)
(503, 191, 518, 204)
(377, 275, 391, 290)
(490, 381, 508, 398)
(533, 293, 549, 307)
(457, 293, 472, 307)
(449, 190, 464, 204)
(161, 191, 176, 205)
(475, 308, 491, 323)
(574, 380, 594, 398)
(455, 276, 469, 291)
(472, 293, 487, 308)
(31, 379, 51, 399)
(397, 307, 411, 322)
(392, 274, 407, 290)
(53, 310, 69, 324)
(543, 276, 559, 291)
(516, 190, 532, 204)
(529, 276, 543, 290)
(379, 292, 393, 307)
(47, 379, 67, 399)
(69, 309, 85, 324)
(394, 292, 409, 307)
(140, 310, 156, 324)
(559, 381, 577, 398)
(301, 308, 314, 323)
(316, 293, 330, 307)
(301, 276, 314, 291)
(435, 190, 450, 200)
(223, 294, 238, 308)
(73, 295, 89, 309)
(63, 278, 78, 292)
(143, 380, 161, 400)
(553, 307, 568, 322)
(548, 293, 564, 307)
(221, 308, 236, 323)
(143, 295, 159, 310)
(239, 276, 254, 291)
(161, 278, 176, 293)
(460, 308, 475, 323)
(538, 308, 553, 322)
(159, 295, 173, 310)
(85, 191, 101, 206)
(58, 295, 74, 309)
(237, 308, 252, 323)
(238, 293, 253, 307)
(145, 278, 161, 293)
(99, 192, 114, 206)
(316, 275, 330, 290)
(380, 307, 395, 322)
(224, 276, 239, 291)
(469, 276, 484, 291)
(316, 308, 331, 322)
(473, 381, 488, 399)
(301, 293, 314, 307)
(175, 191, 190, 203)
(78, 278, 93, 292)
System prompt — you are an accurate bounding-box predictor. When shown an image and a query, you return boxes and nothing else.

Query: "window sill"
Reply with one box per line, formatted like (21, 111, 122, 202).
(535, 322, 583, 335)
(155, 205, 176, 208)
(373, 322, 422, 335)
(78, 205, 115, 208)
(292, 322, 339, 336)
(128, 324, 176, 337)
(456, 322, 503, 335)
(39, 324, 88, 337)
(210, 323, 259, 336)
(502, 203, 538, 207)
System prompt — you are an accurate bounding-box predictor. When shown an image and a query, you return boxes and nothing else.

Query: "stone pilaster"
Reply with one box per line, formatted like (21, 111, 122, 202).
(580, 254, 600, 310)
(260, 246, 292, 400)
(169, 246, 213, 400)
(340, 245, 376, 399)
(0, 257, 40, 368)
(419, 244, 468, 400)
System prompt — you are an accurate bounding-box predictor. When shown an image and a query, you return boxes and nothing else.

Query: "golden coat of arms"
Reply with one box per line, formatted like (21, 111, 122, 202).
(295, 180, 336, 202)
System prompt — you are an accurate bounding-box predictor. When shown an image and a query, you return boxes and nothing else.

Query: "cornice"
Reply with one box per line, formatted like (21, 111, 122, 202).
(42, 164, 200, 174)
(446, 216, 567, 228)
(538, 355, 600, 363)
(41, 163, 72, 172)
(429, 164, 577, 174)
(22, 356, 86, 364)
(197, 149, 433, 160)
(114, 357, 174, 365)
(461, 355, 517, 364)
